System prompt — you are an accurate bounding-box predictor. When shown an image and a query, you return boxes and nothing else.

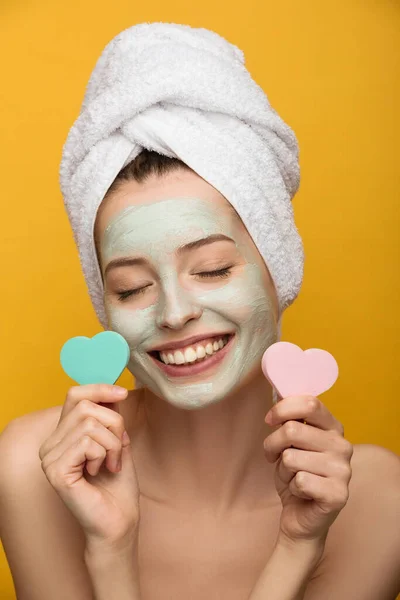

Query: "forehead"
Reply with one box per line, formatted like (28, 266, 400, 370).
(100, 196, 242, 260)
(96, 170, 236, 236)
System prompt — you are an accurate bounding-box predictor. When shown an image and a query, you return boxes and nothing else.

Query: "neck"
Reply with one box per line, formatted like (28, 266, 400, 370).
(129, 372, 278, 517)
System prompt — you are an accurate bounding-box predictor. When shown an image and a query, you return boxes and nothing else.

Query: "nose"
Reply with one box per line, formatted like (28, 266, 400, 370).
(155, 279, 203, 330)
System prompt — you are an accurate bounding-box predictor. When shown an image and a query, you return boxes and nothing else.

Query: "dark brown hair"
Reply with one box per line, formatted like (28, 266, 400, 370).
(104, 148, 194, 199)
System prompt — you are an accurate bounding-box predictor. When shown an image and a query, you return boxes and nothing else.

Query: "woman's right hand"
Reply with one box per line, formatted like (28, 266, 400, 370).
(39, 384, 141, 550)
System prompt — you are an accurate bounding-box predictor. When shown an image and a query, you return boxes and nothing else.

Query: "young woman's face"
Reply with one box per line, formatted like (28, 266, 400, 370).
(95, 170, 279, 410)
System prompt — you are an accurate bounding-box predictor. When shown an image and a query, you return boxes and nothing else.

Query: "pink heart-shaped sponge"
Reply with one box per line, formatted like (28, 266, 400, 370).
(261, 342, 339, 399)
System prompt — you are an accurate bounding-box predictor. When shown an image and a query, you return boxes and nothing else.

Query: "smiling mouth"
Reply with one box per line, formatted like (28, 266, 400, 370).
(148, 333, 234, 365)
(147, 333, 236, 377)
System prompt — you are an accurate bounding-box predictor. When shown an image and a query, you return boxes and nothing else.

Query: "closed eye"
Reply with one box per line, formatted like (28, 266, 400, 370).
(116, 266, 233, 302)
(117, 286, 150, 301)
(196, 267, 232, 279)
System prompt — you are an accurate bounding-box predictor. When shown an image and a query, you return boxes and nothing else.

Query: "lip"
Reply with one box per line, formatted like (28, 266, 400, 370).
(148, 333, 236, 378)
(147, 331, 234, 353)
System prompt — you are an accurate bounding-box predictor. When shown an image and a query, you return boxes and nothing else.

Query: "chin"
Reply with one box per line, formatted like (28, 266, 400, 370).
(130, 358, 265, 410)
(141, 375, 240, 410)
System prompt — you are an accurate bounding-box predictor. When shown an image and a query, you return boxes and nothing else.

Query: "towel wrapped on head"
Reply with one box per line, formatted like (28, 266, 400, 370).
(59, 21, 305, 379)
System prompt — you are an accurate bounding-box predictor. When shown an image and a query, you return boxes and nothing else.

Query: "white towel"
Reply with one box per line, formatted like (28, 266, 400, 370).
(59, 21, 304, 345)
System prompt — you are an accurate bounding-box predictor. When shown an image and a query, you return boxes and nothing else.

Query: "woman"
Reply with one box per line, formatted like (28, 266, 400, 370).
(1, 23, 399, 600)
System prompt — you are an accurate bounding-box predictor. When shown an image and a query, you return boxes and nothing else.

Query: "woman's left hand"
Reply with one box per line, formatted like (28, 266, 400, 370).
(263, 395, 354, 546)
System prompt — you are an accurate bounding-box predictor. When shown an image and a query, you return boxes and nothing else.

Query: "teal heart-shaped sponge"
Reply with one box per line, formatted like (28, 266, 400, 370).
(60, 332, 130, 385)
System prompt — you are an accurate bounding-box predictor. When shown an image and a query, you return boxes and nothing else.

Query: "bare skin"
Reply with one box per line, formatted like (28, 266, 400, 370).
(1, 169, 399, 599)
(3, 401, 399, 600)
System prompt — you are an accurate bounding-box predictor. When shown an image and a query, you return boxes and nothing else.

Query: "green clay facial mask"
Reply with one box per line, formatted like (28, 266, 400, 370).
(100, 197, 277, 410)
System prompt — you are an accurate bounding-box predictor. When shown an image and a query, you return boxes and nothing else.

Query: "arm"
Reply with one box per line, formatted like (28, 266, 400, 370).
(84, 537, 141, 600)
(0, 414, 94, 600)
(248, 536, 325, 600)
(303, 444, 400, 600)
(248, 445, 400, 600)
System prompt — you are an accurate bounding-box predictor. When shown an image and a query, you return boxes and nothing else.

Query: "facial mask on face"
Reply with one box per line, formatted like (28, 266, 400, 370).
(100, 197, 278, 410)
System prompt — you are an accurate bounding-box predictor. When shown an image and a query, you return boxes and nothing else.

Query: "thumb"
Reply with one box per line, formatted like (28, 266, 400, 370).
(122, 430, 131, 448)
(120, 430, 138, 482)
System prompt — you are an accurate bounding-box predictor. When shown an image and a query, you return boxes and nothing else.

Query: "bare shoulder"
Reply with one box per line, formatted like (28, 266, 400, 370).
(350, 442, 400, 478)
(345, 442, 400, 513)
(306, 443, 400, 599)
(0, 404, 92, 600)
(0, 403, 63, 479)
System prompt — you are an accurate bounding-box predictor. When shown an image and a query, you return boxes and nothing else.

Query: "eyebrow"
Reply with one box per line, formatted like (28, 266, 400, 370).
(104, 233, 235, 278)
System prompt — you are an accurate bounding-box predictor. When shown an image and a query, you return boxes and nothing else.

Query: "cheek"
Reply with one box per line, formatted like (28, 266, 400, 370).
(106, 304, 157, 349)
(199, 264, 273, 322)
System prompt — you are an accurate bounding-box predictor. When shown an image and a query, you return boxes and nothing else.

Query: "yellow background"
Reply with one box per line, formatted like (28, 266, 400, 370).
(0, 1, 399, 598)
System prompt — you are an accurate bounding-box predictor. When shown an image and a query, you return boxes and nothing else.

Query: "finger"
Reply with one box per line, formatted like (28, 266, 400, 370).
(44, 435, 108, 492)
(275, 453, 296, 486)
(98, 400, 120, 414)
(86, 427, 132, 476)
(277, 448, 346, 484)
(42, 420, 123, 476)
(265, 395, 344, 435)
(59, 384, 128, 422)
(264, 420, 352, 463)
(288, 471, 350, 513)
(40, 400, 126, 460)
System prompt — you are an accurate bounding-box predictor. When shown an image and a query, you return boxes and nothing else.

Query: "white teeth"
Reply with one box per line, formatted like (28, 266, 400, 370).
(196, 345, 206, 359)
(174, 350, 185, 365)
(184, 347, 197, 363)
(158, 336, 230, 366)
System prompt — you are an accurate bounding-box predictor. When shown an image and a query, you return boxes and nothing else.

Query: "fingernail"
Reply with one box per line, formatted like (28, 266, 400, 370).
(122, 430, 130, 444)
(114, 387, 127, 397)
(265, 412, 273, 425)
